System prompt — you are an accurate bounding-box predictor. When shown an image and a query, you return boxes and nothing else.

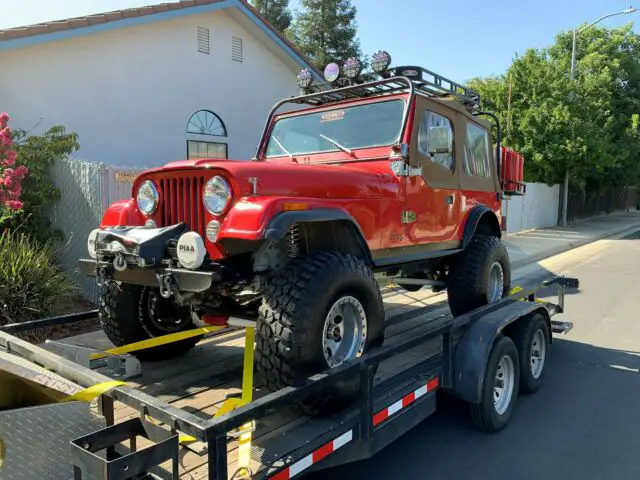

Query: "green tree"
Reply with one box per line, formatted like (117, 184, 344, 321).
(11, 125, 79, 242)
(251, 0, 292, 33)
(469, 24, 640, 194)
(289, 0, 363, 69)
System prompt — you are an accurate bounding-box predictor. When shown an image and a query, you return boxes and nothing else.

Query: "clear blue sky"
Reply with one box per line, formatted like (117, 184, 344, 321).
(1, 0, 637, 82)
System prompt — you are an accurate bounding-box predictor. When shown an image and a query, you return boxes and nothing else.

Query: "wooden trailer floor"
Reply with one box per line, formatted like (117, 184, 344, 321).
(59, 285, 453, 479)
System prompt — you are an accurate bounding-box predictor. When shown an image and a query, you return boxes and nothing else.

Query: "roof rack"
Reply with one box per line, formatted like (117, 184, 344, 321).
(292, 65, 481, 110)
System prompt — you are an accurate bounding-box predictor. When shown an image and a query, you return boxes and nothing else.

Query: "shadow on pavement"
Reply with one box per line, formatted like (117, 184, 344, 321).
(308, 338, 640, 480)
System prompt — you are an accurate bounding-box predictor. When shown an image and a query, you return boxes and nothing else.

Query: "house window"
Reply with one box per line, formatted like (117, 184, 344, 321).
(417, 110, 454, 171)
(187, 110, 228, 159)
(464, 122, 491, 177)
(187, 110, 227, 136)
(187, 140, 228, 159)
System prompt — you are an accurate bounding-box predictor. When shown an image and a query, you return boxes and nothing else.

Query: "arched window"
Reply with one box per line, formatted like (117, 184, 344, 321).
(187, 110, 227, 136)
(186, 110, 228, 159)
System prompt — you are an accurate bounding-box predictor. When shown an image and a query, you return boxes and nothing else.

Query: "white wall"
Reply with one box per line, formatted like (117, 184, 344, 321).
(0, 9, 301, 167)
(502, 182, 560, 234)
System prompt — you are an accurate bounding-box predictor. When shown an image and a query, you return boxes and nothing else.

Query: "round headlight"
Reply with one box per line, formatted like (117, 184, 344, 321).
(136, 180, 159, 215)
(203, 176, 232, 215)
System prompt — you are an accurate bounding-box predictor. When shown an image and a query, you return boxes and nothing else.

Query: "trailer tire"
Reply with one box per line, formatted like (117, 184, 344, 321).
(470, 335, 520, 432)
(256, 252, 385, 416)
(511, 313, 549, 394)
(447, 235, 511, 316)
(99, 283, 201, 361)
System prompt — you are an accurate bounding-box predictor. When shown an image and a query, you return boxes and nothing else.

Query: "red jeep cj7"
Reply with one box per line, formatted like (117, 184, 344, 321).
(80, 52, 525, 413)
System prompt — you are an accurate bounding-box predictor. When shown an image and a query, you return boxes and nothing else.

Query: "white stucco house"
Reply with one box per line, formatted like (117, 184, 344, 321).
(0, 0, 319, 167)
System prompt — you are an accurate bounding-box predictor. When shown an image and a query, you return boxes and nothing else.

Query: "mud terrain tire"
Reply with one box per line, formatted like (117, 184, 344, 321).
(256, 252, 385, 416)
(447, 235, 511, 316)
(99, 283, 201, 361)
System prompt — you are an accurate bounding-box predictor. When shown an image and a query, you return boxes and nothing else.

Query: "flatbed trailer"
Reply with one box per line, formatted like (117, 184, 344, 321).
(0, 276, 577, 480)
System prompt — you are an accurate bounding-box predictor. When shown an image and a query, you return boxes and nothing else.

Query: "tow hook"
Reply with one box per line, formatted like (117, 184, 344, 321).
(157, 273, 175, 299)
(96, 266, 113, 287)
(113, 253, 127, 272)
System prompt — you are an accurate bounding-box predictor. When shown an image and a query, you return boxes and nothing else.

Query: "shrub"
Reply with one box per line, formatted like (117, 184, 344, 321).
(0, 112, 28, 227)
(0, 230, 75, 327)
(11, 124, 79, 242)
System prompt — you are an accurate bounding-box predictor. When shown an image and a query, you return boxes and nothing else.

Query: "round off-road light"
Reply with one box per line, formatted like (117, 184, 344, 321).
(206, 220, 221, 242)
(371, 50, 392, 73)
(136, 180, 159, 215)
(176, 231, 206, 270)
(203, 176, 232, 215)
(296, 68, 313, 89)
(343, 57, 362, 79)
(324, 62, 341, 83)
(87, 228, 100, 258)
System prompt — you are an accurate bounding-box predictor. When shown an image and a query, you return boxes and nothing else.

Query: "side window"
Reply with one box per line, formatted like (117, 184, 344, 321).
(464, 123, 491, 177)
(417, 111, 454, 171)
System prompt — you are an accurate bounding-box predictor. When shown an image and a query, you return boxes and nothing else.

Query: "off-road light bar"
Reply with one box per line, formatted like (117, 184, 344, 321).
(371, 50, 392, 73)
(343, 57, 362, 79)
(296, 68, 313, 89)
(324, 62, 341, 83)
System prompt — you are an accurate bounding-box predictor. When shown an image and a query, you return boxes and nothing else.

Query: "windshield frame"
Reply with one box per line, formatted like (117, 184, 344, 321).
(264, 96, 408, 161)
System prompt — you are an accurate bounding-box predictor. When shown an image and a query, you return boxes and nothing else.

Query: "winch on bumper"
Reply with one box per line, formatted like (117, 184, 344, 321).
(78, 223, 221, 297)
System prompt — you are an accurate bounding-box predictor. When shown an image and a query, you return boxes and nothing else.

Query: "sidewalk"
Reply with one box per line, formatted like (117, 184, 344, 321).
(504, 211, 640, 269)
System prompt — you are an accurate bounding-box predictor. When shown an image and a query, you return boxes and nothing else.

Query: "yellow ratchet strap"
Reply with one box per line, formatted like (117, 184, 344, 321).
(510, 286, 546, 304)
(89, 325, 225, 360)
(63, 380, 126, 402)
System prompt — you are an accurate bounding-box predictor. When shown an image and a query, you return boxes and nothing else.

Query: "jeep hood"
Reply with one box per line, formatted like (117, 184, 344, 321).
(139, 158, 398, 199)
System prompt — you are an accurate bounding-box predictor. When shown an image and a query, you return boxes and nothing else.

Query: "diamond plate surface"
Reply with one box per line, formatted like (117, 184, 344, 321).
(0, 401, 104, 480)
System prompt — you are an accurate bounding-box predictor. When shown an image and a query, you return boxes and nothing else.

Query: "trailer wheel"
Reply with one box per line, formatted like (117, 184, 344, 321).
(470, 335, 520, 432)
(256, 252, 385, 416)
(447, 235, 511, 316)
(99, 283, 201, 361)
(511, 313, 549, 394)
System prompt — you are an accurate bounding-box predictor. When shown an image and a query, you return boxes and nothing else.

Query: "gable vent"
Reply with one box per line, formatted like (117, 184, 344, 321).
(232, 37, 243, 63)
(197, 26, 210, 54)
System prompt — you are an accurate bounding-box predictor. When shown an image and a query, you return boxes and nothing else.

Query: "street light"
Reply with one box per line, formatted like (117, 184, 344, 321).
(560, 5, 638, 227)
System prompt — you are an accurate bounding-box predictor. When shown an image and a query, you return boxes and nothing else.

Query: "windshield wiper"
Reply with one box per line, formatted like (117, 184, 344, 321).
(320, 134, 353, 156)
(272, 136, 294, 159)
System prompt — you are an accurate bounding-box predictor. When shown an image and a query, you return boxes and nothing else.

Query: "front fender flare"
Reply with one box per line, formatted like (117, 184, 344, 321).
(263, 208, 372, 263)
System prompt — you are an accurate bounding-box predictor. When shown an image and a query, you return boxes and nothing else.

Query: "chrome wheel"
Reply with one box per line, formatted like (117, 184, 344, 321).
(493, 354, 515, 415)
(530, 328, 547, 379)
(487, 262, 505, 303)
(322, 296, 367, 368)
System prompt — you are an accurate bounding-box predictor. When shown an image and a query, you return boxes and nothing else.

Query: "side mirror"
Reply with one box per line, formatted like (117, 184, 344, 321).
(428, 126, 452, 155)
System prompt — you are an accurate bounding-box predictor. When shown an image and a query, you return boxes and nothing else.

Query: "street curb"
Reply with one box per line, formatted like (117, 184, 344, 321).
(509, 221, 640, 270)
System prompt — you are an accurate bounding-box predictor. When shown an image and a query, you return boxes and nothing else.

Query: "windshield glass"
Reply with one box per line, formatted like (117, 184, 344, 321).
(265, 99, 405, 159)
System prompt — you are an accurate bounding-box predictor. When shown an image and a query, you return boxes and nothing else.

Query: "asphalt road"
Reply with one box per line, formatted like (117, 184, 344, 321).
(309, 227, 640, 480)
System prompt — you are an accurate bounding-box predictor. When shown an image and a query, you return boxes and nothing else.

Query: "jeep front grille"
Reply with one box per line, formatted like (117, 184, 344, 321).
(159, 176, 206, 237)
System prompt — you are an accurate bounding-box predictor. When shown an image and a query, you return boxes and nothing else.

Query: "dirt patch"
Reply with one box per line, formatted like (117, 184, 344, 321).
(13, 295, 100, 344)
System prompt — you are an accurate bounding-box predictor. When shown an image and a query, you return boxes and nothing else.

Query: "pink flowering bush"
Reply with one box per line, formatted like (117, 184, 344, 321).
(0, 113, 28, 224)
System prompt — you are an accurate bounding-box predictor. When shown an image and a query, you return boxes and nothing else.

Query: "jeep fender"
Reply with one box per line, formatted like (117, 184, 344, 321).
(263, 208, 373, 264)
(100, 199, 145, 228)
(462, 205, 501, 249)
(450, 301, 550, 403)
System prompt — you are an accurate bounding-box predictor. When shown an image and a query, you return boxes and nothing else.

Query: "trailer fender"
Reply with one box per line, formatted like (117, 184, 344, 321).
(450, 301, 550, 404)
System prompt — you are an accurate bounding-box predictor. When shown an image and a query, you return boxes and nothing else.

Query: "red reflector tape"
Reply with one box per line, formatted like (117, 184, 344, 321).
(373, 377, 439, 427)
(269, 430, 353, 479)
